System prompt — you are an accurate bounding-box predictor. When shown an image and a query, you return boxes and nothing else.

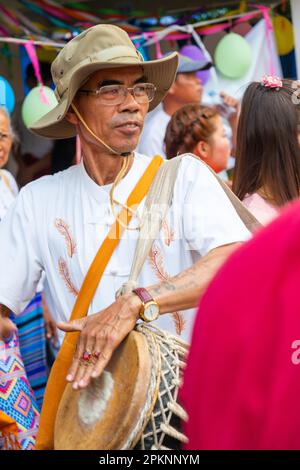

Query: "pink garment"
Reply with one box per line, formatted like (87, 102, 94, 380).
(243, 192, 279, 225)
(181, 199, 300, 449)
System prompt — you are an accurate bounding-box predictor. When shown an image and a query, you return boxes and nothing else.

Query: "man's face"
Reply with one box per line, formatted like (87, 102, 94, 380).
(73, 66, 150, 155)
(172, 72, 203, 104)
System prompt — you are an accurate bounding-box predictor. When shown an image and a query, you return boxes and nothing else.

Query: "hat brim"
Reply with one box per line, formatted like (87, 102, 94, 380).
(178, 59, 212, 74)
(30, 53, 178, 139)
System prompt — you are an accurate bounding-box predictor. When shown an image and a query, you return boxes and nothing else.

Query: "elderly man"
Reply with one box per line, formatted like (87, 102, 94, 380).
(0, 25, 250, 447)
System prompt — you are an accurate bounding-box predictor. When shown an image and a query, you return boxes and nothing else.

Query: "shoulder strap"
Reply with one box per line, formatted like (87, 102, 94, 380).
(192, 156, 261, 233)
(117, 156, 182, 295)
(70, 155, 164, 321)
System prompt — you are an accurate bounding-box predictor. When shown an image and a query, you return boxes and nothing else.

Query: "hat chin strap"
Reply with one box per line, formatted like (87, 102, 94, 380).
(70, 104, 131, 157)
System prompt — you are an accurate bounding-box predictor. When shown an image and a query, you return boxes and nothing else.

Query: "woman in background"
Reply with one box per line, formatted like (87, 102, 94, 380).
(233, 76, 300, 225)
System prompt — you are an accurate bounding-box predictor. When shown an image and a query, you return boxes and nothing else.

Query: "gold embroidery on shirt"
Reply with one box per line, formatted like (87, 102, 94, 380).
(149, 243, 186, 335)
(55, 218, 77, 258)
(162, 220, 174, 246)
(58, 257, 79, 297)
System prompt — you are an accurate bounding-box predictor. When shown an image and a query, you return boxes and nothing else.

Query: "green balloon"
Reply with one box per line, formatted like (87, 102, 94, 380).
(214, 33, 252, 79)
(22, 86, 58, 128)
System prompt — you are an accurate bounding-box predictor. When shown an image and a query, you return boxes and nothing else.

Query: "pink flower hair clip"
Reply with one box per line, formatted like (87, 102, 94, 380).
(260, 75, 283, 90)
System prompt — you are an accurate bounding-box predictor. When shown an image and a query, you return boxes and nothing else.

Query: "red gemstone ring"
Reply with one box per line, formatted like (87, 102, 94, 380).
(82, 351, 92, 362)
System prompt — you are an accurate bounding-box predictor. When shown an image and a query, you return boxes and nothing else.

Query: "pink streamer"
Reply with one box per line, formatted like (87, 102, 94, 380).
(36, 0, 72, 21)
(0, 6, 21, 27)
(0, 24, 10, 37)
(155, 37, 162, 59)
(197, 22, 230, 35)
(24, 41, 49, 105)
(75, 135, 81, 164)
(235, 11, 261, 24)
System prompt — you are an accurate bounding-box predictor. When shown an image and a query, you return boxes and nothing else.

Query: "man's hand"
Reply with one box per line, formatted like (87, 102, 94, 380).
(219, 92, 240, 118)
(57, 293, 141, 390)
(0, 316, 17, 341)
(42, 297, 59, 346)
(219, 92, 240, 156)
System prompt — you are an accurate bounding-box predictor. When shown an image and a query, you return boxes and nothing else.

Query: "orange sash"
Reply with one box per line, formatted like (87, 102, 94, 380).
(36, 155, 164, 449)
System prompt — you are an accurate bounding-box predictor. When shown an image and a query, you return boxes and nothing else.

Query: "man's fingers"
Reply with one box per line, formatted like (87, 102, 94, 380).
(0, 318, 17, 340)
(75, 330, 117, 389)
(57, 318, 85, 332)
(51, 323, 59, 345)
(45, 321, 53, 339)
(73, 335, 96, 389)
(66, 336, 85, 383)
(91, 348, 112, 380)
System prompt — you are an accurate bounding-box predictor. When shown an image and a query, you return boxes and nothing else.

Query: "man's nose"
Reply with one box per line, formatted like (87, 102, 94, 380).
(119, 90, 140, 112)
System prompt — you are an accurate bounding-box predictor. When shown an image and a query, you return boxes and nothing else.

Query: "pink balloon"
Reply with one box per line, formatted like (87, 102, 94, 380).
(180, 44, 211, 85)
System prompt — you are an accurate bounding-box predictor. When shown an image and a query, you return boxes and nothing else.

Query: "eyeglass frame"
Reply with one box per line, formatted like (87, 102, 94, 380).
(77, 82, 157, 106)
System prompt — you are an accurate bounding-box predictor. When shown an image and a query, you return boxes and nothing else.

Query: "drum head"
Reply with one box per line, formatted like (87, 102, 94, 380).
(54, 330, 152, 449)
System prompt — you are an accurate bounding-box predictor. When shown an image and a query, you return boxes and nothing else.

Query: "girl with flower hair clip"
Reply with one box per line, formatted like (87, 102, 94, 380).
(233, 76, 300, 225)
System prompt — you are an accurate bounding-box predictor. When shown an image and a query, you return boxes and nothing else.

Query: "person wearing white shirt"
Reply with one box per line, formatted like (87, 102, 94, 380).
(0, 108, 18, 219)
(0, 25, 251, 393)
(137, 53, 211, 158)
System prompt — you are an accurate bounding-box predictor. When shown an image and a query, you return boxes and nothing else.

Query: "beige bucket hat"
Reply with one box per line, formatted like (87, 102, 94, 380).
(30, 24, 178, 139)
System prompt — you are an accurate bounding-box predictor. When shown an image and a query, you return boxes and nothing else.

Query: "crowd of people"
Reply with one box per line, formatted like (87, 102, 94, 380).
(0, 23, 300, 451)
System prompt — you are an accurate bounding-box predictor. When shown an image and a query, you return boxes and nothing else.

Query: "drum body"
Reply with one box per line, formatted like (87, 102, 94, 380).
(54, 324, 188, 450)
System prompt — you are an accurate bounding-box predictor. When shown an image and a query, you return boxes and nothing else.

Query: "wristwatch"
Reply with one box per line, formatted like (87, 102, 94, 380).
(132, 287, 160, 322)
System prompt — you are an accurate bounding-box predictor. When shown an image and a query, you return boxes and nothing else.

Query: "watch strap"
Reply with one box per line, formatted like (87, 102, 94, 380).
(132, 287, 153, 304)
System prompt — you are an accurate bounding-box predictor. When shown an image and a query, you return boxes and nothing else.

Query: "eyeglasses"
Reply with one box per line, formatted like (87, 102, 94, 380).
(78, 83, 156, 106)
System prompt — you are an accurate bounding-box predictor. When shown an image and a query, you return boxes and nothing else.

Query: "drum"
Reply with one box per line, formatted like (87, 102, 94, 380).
(54, 324, 188, 450)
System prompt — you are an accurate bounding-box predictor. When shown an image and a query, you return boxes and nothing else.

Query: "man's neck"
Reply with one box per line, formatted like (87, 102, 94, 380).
(162, 97, 183, 117)
(82, 146, 133, 186)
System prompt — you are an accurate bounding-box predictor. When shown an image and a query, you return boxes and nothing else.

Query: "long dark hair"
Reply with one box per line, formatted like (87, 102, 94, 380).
(233, 79, 300, 206)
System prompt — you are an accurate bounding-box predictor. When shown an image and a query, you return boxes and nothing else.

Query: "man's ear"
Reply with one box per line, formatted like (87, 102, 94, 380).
(65, 105, 79, 125)
(167, 81, 177, 96)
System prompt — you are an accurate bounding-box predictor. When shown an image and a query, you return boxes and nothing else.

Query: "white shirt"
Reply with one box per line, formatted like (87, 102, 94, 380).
(0, 153, 250, 344)
(0, 170, 18, 221)
(137, 105, 170, 158)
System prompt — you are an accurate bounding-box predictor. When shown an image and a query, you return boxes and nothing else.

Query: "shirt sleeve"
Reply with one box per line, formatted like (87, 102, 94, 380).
(0, 186, 43, 314)
(180, 156, 251, 256)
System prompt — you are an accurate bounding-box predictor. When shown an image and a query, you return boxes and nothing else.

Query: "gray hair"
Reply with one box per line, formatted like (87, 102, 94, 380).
(0, 106, 18, 143)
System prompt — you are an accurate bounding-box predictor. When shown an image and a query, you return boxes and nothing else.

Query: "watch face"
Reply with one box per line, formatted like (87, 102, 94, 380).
(144, 302, 160, 321)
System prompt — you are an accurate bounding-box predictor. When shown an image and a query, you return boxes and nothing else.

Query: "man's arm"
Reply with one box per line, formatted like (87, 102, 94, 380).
(0, 304, 17, 339)
(58, 242, 241, 390)
(148, 242, 240, 312)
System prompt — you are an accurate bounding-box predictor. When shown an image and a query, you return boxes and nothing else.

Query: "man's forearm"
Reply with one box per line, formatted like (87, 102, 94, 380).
(147, 242, 241, 314)
(0, 304, 11, 318)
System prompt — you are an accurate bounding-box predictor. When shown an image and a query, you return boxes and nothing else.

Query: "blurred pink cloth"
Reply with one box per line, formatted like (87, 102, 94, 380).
(181, 200, 300, 449)
(243, 192, 279, 225)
